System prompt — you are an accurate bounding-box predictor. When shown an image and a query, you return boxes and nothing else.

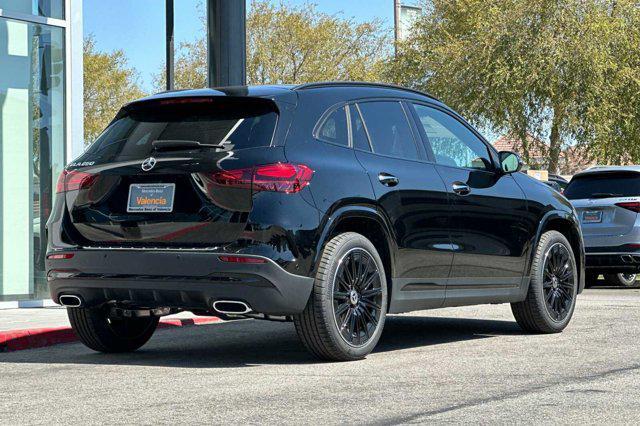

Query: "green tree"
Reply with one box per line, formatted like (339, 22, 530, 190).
(386, 0, 640, 172)
(154, 0, 390, 90)
(83, 35, 145, 144)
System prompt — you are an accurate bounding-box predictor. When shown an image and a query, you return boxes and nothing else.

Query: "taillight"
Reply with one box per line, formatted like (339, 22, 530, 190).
(616, 202, 640, 213)
(211, 163, 313, 194)
(46, 253, 75, 260)
(211, 168, 253, 189)
(55, 170, 96, 194)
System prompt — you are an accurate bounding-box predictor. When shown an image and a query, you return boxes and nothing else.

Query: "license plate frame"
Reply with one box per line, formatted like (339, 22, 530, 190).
(582, 210, 603, 224)
(127, 183, 175, 213)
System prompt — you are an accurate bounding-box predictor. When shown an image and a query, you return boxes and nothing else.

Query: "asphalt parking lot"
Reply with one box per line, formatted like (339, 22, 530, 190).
(1, 287, 639, 425)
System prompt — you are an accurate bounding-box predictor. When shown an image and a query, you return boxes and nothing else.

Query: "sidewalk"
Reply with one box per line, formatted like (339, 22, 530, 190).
(0, 306, 69, 331)
(0, 307, 220, 352)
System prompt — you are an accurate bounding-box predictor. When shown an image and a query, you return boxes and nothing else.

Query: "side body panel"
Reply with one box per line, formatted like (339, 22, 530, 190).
(354, 150, 452, 311)
(435, 166, 530, 306)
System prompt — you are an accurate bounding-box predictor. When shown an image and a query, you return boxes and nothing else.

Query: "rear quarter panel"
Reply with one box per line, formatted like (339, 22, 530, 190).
(283, 89, 381, 276)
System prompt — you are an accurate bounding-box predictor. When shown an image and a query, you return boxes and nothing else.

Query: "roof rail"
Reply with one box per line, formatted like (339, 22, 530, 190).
(292, 81, 439, 102)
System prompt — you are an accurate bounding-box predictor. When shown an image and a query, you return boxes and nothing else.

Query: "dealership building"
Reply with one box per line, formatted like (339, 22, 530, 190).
(0, 0, 250, 305)
(0, 0, 84, 305)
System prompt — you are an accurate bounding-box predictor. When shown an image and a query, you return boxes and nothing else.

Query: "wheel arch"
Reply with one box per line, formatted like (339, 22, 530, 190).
(533, 210, 586, 293)
(315, 205, 396, 302)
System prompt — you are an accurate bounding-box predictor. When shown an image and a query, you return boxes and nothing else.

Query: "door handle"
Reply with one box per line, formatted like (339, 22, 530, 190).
(378, 173, 399, 187)
(452, 182, 471, 196)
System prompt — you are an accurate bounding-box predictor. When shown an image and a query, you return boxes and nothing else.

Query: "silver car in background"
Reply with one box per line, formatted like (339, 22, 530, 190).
(564, 166, 640, 287)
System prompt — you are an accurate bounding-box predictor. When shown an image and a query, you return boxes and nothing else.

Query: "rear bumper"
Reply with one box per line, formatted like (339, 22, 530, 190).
(45, 249, 314, 315)
(585, 251, 640, 272)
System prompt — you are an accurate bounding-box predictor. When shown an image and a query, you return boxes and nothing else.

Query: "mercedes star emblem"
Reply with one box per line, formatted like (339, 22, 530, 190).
(141, 157, 157, 172)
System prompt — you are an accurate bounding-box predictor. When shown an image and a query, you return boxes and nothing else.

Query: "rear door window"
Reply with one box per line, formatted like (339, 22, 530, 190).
(84, 98, 278, 161)
(357, 101, 420, 161)
(564, 173, 640, 199)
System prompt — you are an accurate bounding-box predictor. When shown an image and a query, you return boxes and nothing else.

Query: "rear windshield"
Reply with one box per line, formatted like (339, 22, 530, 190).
(84, 98, 278, 161)
(564, 173, 640, 200)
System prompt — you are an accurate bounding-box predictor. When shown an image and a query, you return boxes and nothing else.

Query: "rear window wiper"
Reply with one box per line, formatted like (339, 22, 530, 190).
(590, 192, 623, 199)
(152, 140, 220, 151)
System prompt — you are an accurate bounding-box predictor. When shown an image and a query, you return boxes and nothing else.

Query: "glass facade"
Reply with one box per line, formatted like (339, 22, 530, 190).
(0, 0, 64, 19)
(0, 7, 66, 300)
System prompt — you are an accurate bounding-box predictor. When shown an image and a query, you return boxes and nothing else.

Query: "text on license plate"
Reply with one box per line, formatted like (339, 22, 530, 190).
(127, 183, 175, 212)
(582, 211, 602, 223)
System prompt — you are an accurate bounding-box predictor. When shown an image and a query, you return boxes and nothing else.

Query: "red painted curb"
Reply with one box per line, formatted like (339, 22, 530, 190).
(0, 316, 220, 353)
(157, 317, 220, 328)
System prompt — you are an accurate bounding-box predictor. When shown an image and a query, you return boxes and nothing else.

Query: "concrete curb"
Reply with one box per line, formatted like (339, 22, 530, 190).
(0, 317, 221, 352)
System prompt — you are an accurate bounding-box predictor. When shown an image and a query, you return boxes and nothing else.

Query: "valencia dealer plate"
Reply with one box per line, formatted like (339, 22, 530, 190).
(127, 183, 175, 213)
(582, 210, 603, 224)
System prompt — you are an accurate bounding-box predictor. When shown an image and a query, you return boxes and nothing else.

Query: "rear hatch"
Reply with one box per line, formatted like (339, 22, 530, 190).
(564, 171, 640, 238)
(59, 96, 281, 247)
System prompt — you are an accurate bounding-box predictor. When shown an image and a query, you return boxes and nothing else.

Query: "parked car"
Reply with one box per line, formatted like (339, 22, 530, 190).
(549, 174, 569, 192)
(46, 83, 585, 361)
(564, 166, 640, 287)
(544, 180, 562, 191)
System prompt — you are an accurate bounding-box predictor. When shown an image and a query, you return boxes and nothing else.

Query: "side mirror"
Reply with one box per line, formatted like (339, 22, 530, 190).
(499, 151, 523, 174)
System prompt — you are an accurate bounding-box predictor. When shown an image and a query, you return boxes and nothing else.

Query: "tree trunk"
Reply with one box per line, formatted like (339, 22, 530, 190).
(519, 130, 531, 165)
(548, 110, 563, 174)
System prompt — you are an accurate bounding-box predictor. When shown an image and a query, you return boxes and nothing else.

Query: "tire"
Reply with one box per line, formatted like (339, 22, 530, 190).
(294, 232, 388, 361)
(584, 272, 600, 288)
(511, 230, 578, 333)
(603, 273, 638, 288)
(67, 307, 159, 353)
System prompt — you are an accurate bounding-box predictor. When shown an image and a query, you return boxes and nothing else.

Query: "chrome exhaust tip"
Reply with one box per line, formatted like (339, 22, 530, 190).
(212, 300, 252, 315)
(59, 294, 83, 308)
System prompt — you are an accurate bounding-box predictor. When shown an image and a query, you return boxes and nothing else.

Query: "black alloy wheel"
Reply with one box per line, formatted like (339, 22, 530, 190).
(620, 273, 637, 283)
(294, 232, 388, 361)
(604, 273, 639, 288)
(332, 248, 383, 347)
(511, 230, 578, 333)
(542, 242, 576, 322)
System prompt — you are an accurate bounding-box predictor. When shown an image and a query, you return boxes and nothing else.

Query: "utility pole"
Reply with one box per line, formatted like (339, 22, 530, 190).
(165, 0, 174, 90)
(394, 0, 401, 56)
(207, 0, 247, 87)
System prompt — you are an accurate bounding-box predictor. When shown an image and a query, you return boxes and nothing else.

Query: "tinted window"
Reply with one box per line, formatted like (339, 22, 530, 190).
(317, 106, 348, 146)
(349, 105, 371, 151)
(357, 102, 419, 160)
(85, 99, 278, 161)
(564, 173, 640, 199)
(413, 104, 492, 170)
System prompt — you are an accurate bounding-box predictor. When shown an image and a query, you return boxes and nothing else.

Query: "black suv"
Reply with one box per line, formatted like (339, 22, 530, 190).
(47, 83, 585, 361)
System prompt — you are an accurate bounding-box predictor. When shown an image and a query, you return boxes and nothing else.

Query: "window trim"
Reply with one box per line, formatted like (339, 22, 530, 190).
(409, 101, 499, 172)
(0, 8, 67, 28)
(348, 103, 373, 152)
(312, 103, 351, 148)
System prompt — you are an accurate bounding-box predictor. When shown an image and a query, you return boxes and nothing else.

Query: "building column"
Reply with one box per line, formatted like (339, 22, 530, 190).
(206, 0, 246, 87)
(165, 0, 174, 91)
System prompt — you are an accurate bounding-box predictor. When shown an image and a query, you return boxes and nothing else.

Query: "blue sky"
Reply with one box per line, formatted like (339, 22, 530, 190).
(84, 0, 399, 92)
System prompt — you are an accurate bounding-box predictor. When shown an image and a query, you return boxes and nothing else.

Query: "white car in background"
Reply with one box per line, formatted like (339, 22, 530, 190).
(564, 166, 640, 287)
